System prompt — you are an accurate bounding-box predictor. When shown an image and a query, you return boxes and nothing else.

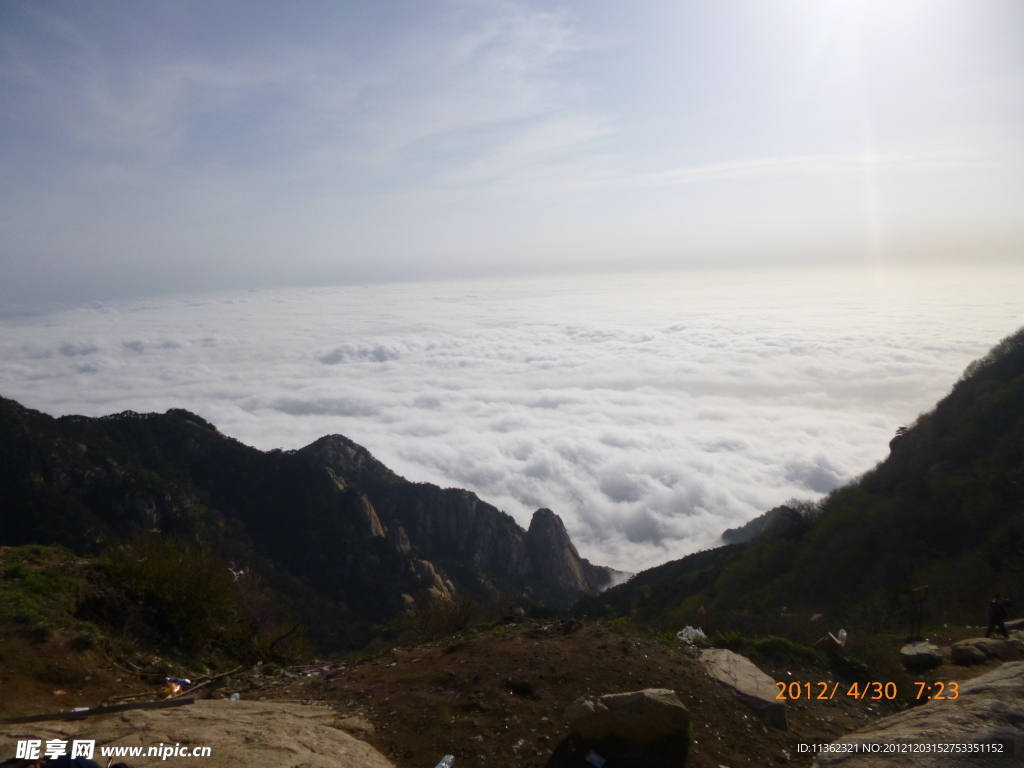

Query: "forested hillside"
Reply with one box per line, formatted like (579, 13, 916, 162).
(578, 326, 1024, 635)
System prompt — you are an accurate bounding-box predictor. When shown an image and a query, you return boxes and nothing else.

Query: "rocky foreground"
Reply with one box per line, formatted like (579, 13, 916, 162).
(813, 662, 1024, 767)
(2, 620, 904, 768)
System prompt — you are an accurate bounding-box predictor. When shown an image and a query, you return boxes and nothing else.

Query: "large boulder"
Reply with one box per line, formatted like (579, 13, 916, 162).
(548, 689, 690, 768)
(900, 641, 943, 670)
(951, 637, 1024, 665)
(951, 643, 988, 665)
(701, 649, 788, 729)
(812, 662, 1024, 766)
(0, 700, 395, 768)
(973, 637, 1024, 660)
(565, 689, 691, 744)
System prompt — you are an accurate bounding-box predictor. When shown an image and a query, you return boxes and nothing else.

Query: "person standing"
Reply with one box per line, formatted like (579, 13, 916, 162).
(986, 593, 1011, 638)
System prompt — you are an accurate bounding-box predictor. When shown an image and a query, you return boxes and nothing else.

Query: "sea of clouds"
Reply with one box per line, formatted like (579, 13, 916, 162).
(1, 266, 1021, 573)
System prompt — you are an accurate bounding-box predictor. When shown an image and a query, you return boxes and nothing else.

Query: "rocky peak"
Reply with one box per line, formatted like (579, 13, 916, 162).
(526, 508, 590, 595)
(304, 433, 621, 606)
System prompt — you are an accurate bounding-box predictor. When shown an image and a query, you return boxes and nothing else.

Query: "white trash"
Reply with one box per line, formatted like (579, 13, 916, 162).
(837, 628, 848, 646)
(676, 626, 707, 644)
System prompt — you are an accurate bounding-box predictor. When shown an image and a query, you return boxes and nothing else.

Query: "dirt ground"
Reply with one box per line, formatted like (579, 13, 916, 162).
(0, 630, 156, 720)
(0, 621, 1008, 768)
(2, 622, 1007, 768)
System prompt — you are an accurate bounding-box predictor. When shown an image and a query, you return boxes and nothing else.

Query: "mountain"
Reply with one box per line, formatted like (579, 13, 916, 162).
(300, 435, 622, 607)
(0, 396, 618, 650)
(577, 325, 1024, 634)
(719, 503, 803, 545)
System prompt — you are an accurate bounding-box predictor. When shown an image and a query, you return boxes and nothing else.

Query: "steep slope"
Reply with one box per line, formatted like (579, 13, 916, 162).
(301, 435, 622, 604)
(579, 326, 1024, 632)
(0, 398, 616, 650)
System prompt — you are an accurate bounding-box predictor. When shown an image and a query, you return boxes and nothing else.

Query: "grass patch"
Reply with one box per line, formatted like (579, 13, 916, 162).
(745, 636, 827, 669)
(0, 545, 92, 637)
(2, 540, 312, 666)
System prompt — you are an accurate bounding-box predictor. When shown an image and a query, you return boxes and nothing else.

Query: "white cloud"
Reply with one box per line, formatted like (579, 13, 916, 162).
(1, 265, 1022, 572)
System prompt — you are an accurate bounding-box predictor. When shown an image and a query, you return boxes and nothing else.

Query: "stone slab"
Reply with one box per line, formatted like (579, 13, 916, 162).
(812, 662, 1024, 767)
(0, 700, 394, 768)
(701, 648, 787, 729)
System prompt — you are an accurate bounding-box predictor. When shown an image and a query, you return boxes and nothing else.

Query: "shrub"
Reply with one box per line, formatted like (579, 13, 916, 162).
(388, 593, 484, 643)
(98, 536, 308, 662)
(745, 636, 826, 669)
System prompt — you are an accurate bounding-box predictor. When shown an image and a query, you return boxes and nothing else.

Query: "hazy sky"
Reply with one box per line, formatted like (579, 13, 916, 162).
(2, 0, 1022, 305)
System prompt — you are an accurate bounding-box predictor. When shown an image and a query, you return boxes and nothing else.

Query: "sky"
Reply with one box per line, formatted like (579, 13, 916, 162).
(1, 0, 1022, 305)
(1, 2, 1023, 573)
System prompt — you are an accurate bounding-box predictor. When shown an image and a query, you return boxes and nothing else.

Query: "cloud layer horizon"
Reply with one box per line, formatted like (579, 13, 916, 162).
(2, 266, 1021, 573)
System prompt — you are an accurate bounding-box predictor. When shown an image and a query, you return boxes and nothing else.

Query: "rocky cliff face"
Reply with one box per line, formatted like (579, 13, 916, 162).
(301, 435, 623, 606)
(526, 507, 589, 594)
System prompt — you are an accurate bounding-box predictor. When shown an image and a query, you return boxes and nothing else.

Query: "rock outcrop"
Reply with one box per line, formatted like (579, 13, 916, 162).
(812, 662, 1024, 766)
(526, 508, 590, 595)
(565, 688, 691, 744)
(550, 688, 690, 768)
(409, 558, 455, 602)
(302, 435, 624, 606)
(951, 636, 1024, 665)
(355, 493, 387, 538)
(0, 700, 395, 768)
(900, 641, 943, 670)
(701, 648, 787, 729)
(386, 519, 412, 554)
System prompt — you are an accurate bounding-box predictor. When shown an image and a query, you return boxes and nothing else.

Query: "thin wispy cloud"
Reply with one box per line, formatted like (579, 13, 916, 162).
(627, 150, 997, 188)
(1, 4, 594, 176)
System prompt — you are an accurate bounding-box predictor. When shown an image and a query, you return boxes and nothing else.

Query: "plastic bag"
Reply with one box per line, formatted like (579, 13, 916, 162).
(676, 626, 707, 644)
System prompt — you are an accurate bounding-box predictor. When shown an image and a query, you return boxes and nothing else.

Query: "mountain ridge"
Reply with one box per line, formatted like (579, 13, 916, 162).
(0, 396, 620, 650)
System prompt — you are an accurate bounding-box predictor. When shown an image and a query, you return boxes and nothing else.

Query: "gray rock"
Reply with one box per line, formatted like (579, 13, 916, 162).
(900, 641, 943, 670)
(812, 662, 1024, 767)
(527, 508, 592, 595)
(0, 700, 394, 768)
(973, 637, 1024, 660)
(701, 648, 788, 729)
(951, 643, 988, 665)
(386, 519, 412, 554)
(305, 437, 625, 608)
(952, 637, 1024, 665)
(565, 688, 691, 745)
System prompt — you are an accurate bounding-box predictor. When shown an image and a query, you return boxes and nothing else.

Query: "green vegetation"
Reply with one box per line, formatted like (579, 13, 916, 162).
(384, 592, 531, 646)
(0, 541, 309, 666)
(0, 545, 95, 639)
(96, 536, 309, 662)
(388, 594, 487, 644)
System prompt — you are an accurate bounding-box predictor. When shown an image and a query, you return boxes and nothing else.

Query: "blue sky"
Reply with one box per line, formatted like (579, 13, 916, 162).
(1, 0, 1022, 304)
